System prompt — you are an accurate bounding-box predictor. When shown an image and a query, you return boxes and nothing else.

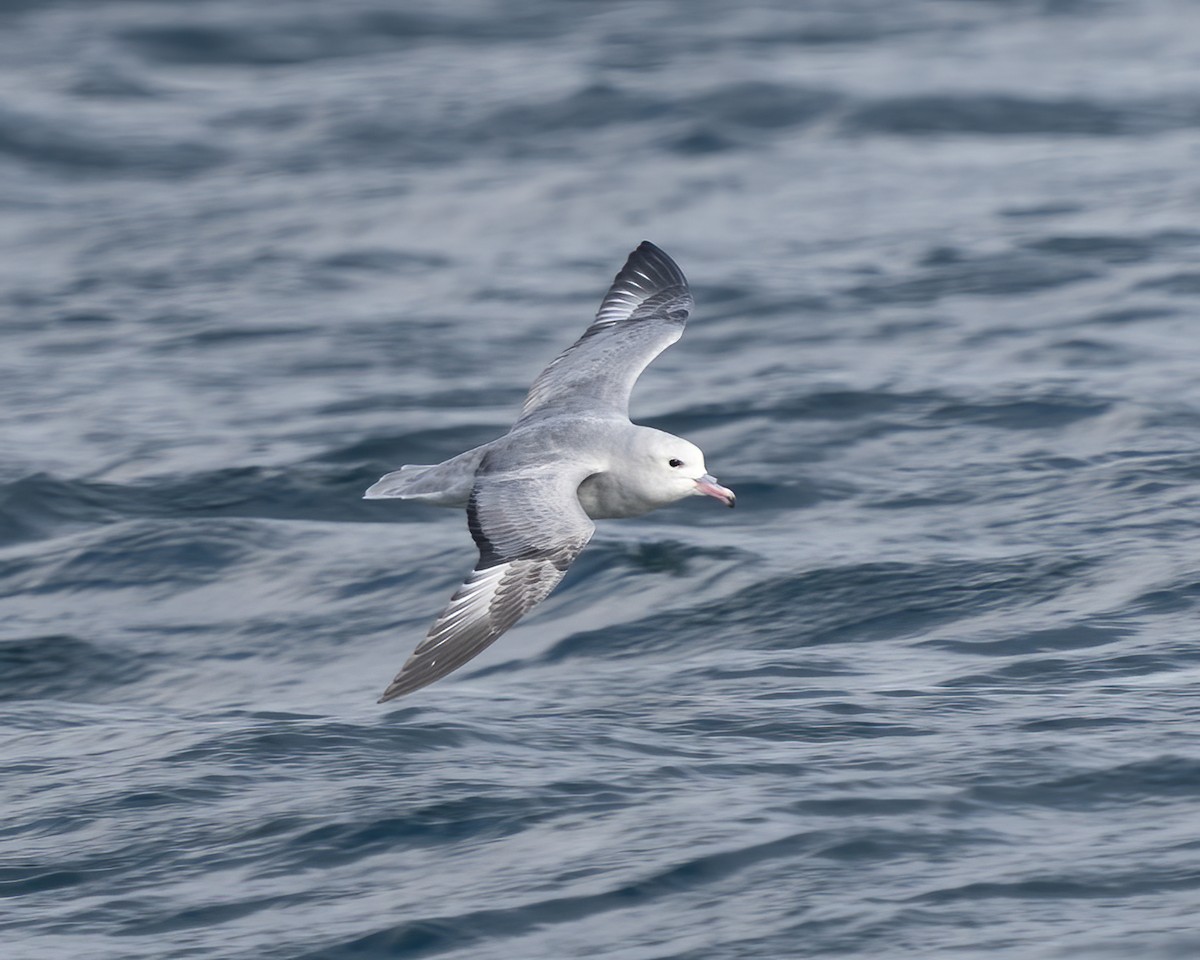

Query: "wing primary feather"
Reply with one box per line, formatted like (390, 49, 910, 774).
(593, 240, 690, 329)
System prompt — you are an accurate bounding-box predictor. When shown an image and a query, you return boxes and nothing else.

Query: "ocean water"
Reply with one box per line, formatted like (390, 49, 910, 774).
(4, 1, 1200, 957)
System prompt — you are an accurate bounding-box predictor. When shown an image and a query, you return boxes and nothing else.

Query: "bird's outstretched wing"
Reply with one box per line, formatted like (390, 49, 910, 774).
(378, 469, 595, 701)
(518, 241, 692, 422)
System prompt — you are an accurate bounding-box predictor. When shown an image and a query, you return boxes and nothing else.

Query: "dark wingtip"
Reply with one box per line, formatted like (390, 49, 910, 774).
(620, 241, 688, 291)
(377, 682, 406, 703)
(594, 241, 691, 327)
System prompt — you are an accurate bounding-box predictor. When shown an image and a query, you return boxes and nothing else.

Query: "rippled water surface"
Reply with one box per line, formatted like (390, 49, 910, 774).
(5, 1, 1200, 958)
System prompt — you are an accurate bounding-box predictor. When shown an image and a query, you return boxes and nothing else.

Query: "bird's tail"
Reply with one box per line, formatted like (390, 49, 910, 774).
(363, 445, 489, 507)
(363, 464, 439, 499)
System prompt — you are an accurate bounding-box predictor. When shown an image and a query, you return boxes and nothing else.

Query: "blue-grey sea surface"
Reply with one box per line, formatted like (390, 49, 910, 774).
(4, 1, 1200, 958)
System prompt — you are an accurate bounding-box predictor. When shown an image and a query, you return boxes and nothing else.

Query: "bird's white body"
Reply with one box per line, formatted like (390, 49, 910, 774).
(368, 422, 713, 519)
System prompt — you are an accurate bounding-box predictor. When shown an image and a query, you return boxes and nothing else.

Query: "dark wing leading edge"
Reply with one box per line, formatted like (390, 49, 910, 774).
(377, 470, 595, 701)
(518, 241, 693, 422)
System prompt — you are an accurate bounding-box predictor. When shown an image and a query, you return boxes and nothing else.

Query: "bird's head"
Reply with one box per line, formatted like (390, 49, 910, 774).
(636, 429, 735, 509)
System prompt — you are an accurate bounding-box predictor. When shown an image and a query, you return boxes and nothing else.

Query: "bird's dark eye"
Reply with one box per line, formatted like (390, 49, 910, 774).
(669, 458, 683, 468)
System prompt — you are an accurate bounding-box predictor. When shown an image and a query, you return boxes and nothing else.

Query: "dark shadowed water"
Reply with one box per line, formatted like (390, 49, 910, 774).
(4, 1, 1200, 957)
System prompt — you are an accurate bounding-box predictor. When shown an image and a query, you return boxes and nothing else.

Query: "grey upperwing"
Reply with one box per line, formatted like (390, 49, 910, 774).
(517, 241, 692, 423)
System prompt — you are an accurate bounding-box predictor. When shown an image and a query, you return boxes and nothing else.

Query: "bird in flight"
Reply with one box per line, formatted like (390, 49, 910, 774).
(365, 241, 735, 701)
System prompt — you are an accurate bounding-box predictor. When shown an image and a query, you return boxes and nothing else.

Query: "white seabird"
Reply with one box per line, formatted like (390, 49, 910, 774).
(364, 241, 735, 701)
